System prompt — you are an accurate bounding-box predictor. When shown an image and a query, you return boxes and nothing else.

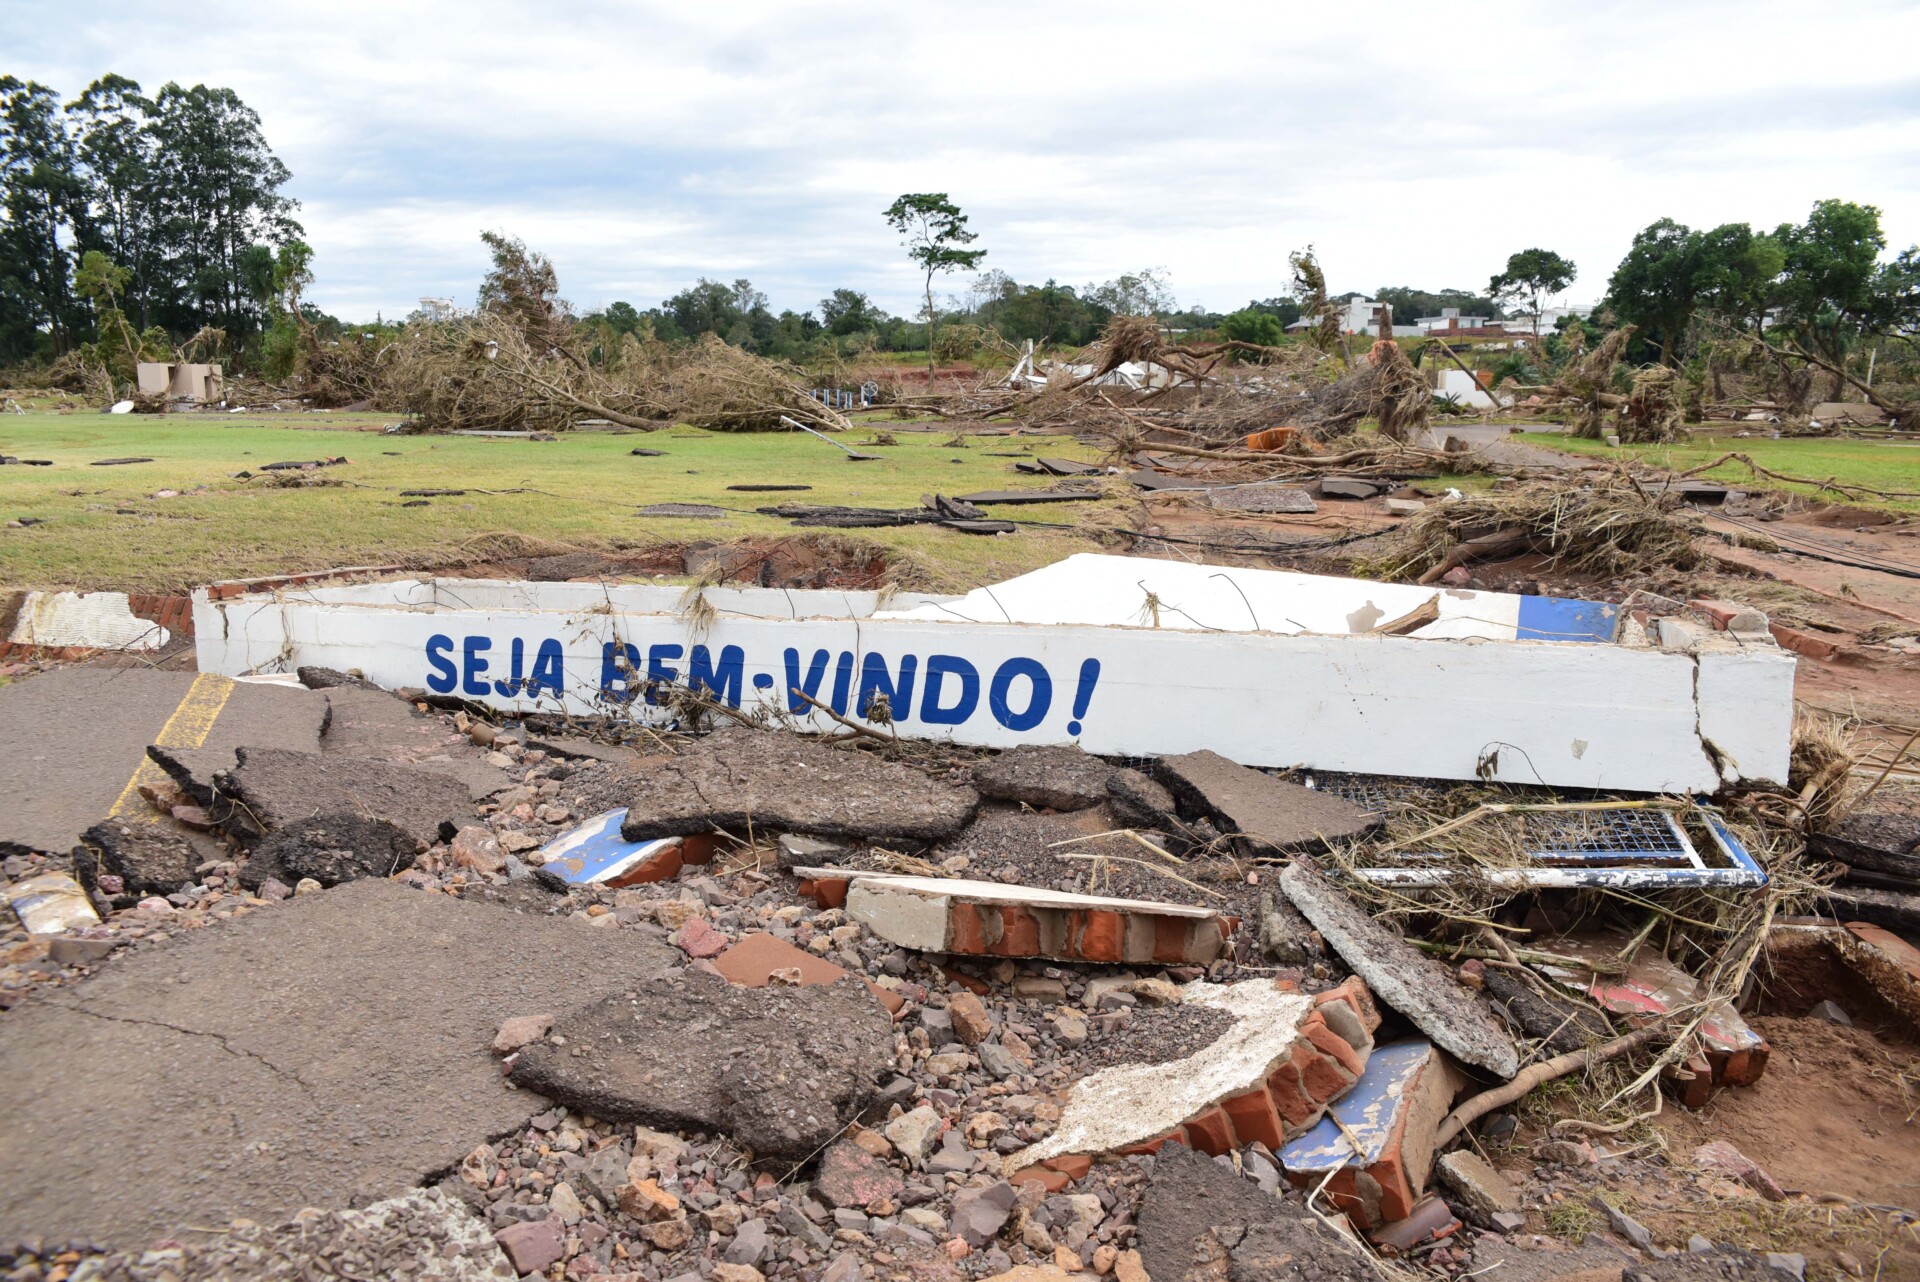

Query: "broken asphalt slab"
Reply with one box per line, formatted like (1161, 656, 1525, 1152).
(209, 746, 477, 848)
(619, 727, 977, 844)
(971, 744, 1116, 812)
(507, 967, 895, 1159)
(1155, 751, 1381, 854)
(0, 878, 678, 1246)
(0, 669, 329, 856)
(1136, 1143, 1372, 1282)
(1280, 859, 1519, 1079)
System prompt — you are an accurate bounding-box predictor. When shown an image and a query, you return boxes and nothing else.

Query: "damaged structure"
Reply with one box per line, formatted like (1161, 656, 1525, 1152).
(193, 553, 1795, 794)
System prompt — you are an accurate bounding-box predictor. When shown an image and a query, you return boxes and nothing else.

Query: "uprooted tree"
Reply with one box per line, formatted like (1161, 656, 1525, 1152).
(279, 231, 857, 433)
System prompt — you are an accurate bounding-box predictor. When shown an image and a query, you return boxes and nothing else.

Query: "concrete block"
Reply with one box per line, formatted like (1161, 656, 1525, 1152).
(1279, 1039, 1467, 1229)
(1009, 977, 1378, 1174)
(1435, 1149, 1518, 1219)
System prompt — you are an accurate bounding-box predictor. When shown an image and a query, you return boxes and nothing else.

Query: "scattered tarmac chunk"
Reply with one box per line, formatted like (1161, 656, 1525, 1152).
(1105, 767, 1177, 829)
(971, 744, 1115, 811)
(1135, 1143, 1372, 1282)
(508, 968, 894, 1159)
(1155, 750, 1381, 853)
(241, 813, 420, 889)
(1319, 477, 1381, 499)
(0, 669, 328, 856)
(1281, 859, 1520, 1079)
(213, 747, 476, 847)
(636, 503, 728, 518)
(0, 878, 677, 1245)
(89, 457, 154, 466)
(72, 817, 201, 896)
(619, 727, 977, 844)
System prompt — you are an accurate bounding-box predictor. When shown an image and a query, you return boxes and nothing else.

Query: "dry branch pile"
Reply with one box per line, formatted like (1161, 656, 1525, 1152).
(1357, 475, 1716, 583)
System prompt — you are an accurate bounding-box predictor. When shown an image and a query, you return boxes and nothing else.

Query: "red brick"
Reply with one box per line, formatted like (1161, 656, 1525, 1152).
(1267, 1057, 1316, 1127)
(1221, 1088, 1285, 1150)
(678, 833, 715, 865)
(1183, 1107, 1233, 1155)
(1771, 623, 1841, 661)
(797, 878, 848, 909)
(1151, 915, 1192, 964)
(604, 843, 682, 886)
(1010, 1167, 1071, 1193)
(995, 906, 1041, 957)
(1041, 1154, 1091, 1181)
(1074, 911, 1123, 963)
(1297, 1044, 1356, 1103)
(1300, 1017, 1368, 1078)
(948, 903, 987, 955)
(1117, 1127, 1187, 1157)
(938, 965, 990, 995)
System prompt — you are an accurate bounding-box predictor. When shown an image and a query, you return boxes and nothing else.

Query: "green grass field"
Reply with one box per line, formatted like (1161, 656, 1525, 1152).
(0, 410, 1110, 592)
(1515, 429, 1920, 514)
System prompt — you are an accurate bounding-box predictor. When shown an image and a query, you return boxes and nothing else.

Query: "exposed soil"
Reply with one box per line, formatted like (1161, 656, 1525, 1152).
(1654, 1014, 1920, 1210)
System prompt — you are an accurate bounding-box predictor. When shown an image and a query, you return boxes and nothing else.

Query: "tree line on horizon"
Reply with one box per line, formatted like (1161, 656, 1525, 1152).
(4, 71, 1915, 395)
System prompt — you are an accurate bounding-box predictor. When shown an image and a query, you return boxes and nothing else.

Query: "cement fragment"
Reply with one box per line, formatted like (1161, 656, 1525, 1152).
(1281, 859, 1519, 1079)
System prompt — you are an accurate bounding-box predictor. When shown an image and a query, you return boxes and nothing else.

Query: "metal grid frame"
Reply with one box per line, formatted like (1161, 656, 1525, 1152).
(1299, 771, 1768, 890)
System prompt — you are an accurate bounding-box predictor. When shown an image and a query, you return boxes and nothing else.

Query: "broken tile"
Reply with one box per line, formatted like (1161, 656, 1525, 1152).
(710, 931, 906, 1015)
(537, 809, 686, 886)
(1536, 939, 1768, 1101)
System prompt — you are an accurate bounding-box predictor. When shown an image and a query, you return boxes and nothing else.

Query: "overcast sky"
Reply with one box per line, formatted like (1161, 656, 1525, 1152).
(7, 1, 1918, 322)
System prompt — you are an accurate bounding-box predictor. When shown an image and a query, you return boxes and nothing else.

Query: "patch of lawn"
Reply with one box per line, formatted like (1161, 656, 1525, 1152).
(1518, 430, 1920, 514)
(0, 412, 1112, 592)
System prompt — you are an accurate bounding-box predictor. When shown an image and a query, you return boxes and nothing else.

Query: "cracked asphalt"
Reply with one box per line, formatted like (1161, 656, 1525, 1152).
(0, 878, 677, 1247)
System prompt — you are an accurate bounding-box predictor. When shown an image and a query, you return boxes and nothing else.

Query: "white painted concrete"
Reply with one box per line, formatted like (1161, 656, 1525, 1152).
(1010, 980, 1319, 1170)
(190, 558, 1796, 792)
(7, 592, 170, 651)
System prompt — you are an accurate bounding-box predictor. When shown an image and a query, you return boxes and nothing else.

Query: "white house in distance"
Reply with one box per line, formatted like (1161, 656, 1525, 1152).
(1287, 298, 1422, 337)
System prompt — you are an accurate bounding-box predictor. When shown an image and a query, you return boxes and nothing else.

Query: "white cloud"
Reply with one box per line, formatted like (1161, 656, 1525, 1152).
(6, 0, 1917, 319)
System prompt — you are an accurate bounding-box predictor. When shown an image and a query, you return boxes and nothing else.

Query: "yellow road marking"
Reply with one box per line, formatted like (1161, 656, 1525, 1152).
(106, 673, 237, 821)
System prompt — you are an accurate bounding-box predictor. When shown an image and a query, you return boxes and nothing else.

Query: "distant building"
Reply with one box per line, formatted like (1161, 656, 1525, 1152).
(1287, 297, 1421, 337)
(136, 362, 223, 403)
(1414, 308, 1494, 335)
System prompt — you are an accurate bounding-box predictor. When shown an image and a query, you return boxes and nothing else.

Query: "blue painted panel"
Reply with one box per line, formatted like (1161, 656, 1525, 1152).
(1279, 1040, 1435, 1173)
(536, 808, 677, 884)
(1516, 595, 1618, 644)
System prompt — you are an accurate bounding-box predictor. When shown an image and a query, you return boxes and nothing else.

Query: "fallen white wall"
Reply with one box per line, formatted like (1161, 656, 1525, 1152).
(193, 571, 1794, 793)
